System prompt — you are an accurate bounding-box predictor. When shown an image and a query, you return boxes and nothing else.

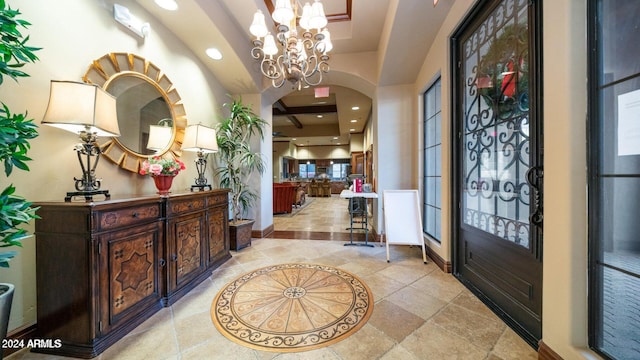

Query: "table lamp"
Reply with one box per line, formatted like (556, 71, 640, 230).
(42, 80, 120, 201)
(181, 124, 218, 191)
(146, 124, 173, 153)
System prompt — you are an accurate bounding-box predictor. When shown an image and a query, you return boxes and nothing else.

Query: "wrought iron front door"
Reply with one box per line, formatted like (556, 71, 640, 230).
(452, 0, 543, 345)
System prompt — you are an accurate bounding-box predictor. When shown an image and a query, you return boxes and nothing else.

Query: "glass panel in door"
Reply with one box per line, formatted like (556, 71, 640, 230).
(462, 0, 532, 249)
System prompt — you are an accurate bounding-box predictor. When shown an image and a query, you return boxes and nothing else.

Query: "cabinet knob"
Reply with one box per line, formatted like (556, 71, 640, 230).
(132, 212, 139, 218)
(171, 254, 178, 262)
(159, 258, 166, 267)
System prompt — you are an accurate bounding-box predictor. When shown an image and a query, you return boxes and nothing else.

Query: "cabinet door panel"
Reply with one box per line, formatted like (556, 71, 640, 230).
(168, 213, 206, 292)
(99, 221, 162, 334)
(208, 205, 228, 264)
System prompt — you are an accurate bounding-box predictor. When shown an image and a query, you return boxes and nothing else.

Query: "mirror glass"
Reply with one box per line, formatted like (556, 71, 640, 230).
(82, 53, 187, 173)
(106, 75, 173, 155)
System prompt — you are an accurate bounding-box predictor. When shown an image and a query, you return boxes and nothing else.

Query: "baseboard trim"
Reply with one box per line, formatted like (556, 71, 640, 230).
(425, 246, 452, 273)
(538, 340, 563, 360)
(252, 224, 274, 239)
(2, 323, 37, 358)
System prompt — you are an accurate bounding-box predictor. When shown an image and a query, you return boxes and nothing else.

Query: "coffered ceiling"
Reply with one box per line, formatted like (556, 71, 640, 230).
(135, 0, 454, 146)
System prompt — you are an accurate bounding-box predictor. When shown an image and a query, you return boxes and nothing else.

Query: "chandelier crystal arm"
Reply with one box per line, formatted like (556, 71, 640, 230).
(248, 0, 331, 89)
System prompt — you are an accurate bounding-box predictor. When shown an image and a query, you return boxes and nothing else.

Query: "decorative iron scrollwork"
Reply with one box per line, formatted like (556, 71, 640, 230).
(462, 0, 533, 248)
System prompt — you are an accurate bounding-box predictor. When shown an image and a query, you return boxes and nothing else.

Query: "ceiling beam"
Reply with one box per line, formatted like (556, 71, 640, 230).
(273, 100, 303, 128)
(273, 104, 338, 116)
(272, 124, 340, 137)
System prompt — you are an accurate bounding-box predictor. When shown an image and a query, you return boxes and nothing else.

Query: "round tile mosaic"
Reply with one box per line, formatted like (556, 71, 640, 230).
(211, 263, 374, 352)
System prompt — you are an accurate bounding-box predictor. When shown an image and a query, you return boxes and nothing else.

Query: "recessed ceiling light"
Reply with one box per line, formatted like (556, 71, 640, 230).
(317, 115, 323, 118)
(352, 106, 360, 111)
(350, 128, 355, 132)
(292, 138, 297, 140)
(333, 137, 338, 140)
(206, 48, 222, 60)
(154, 0, 178, 11)
(350, 119, 357, 123)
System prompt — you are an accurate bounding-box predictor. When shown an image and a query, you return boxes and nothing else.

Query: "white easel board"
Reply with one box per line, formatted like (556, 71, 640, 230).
(383, 190, 427, 263)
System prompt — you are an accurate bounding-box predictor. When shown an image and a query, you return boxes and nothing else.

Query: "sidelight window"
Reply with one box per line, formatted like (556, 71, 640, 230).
(423, 78, 442, 241)
(588, 1, 640, 359)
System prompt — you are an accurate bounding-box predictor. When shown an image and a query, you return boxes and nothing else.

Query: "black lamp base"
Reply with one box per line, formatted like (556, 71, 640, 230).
(190, 184, 212, 192)
(65, 189, 111, 202)
(190, 155, 211, 192)
(65, 132, 111, 202)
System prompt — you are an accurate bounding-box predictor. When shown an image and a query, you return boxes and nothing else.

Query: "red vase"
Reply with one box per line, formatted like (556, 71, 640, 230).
(152, 175, 175, 195)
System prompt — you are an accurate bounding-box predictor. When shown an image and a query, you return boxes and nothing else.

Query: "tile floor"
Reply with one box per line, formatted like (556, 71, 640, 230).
(273, 195, 357, 234)
(8, 195, 537, 360)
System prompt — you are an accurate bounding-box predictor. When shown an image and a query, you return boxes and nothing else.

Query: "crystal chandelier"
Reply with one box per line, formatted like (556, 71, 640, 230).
(249, 0, 333, 89)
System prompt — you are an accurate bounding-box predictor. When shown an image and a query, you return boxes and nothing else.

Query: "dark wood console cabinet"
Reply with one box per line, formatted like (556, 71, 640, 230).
(33, 190, 230, 358)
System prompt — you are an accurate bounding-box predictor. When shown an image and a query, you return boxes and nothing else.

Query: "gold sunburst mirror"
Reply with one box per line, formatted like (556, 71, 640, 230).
(82, 52, 187, 173)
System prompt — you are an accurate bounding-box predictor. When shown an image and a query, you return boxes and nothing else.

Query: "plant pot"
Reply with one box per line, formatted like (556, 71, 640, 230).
(152, 175, 175, 195)
(0, 283, 14, 357)
(229, 219, 254, 251)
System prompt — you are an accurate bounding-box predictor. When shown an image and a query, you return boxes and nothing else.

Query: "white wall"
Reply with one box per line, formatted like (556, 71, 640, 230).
(228, 93, 273, 233)
(414, 0, 472, 264)
(542, 1, 592, 359)
(0, 0, 227, 331)
(299, 146, 350, 160)
(349, 134, 365, 152)
(272, 141, 292, 182)
(373, 84, 416, 234)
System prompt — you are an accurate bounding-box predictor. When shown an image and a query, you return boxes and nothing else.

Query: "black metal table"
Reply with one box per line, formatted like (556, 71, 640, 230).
(340, 189, 378, 247)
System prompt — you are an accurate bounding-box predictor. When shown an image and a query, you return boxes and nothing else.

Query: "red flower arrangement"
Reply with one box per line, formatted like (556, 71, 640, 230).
(139, 156, 186, 176)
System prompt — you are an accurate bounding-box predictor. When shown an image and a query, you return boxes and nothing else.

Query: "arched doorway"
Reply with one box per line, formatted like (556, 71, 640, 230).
(261, 72, 376, 238)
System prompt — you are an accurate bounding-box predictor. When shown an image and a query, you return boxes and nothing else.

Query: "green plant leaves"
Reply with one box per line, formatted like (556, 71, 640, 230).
(214, 96, 268, 222)
(0, 1, 40, 84)
(0, 184, 39, 267)
(0, 0, 41, 267)
(0, 102, 38, 176)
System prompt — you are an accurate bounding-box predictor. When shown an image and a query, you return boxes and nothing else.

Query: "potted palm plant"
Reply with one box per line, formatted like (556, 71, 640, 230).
(214, 96, 267, 250)
(0, 0, 40, 352)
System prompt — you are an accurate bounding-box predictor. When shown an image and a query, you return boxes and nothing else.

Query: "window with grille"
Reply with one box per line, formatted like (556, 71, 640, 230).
(423, 78, 442, 241)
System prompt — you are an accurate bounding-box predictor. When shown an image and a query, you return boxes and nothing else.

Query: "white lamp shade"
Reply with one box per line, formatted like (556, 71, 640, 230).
(320, 28, 332, 53)
(182, 124, 218, 153)
(309, 0, 328, 29)
(42, 80, 120, 137)
(272, 0, 294, 24)
(146, 124, 173, 151)
(299, 3, 313, 30)
(249, 10, 268, 38)
(263, 33, 279, 56)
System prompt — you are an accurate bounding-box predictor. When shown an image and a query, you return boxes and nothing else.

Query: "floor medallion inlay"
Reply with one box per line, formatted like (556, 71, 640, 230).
(211, 263, 374, 352)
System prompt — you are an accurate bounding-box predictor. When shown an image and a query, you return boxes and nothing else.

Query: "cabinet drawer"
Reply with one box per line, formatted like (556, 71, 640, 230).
(98, 204, 161, 231)
(207, 193, 228, 207)
(167, 197, 205, 216)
